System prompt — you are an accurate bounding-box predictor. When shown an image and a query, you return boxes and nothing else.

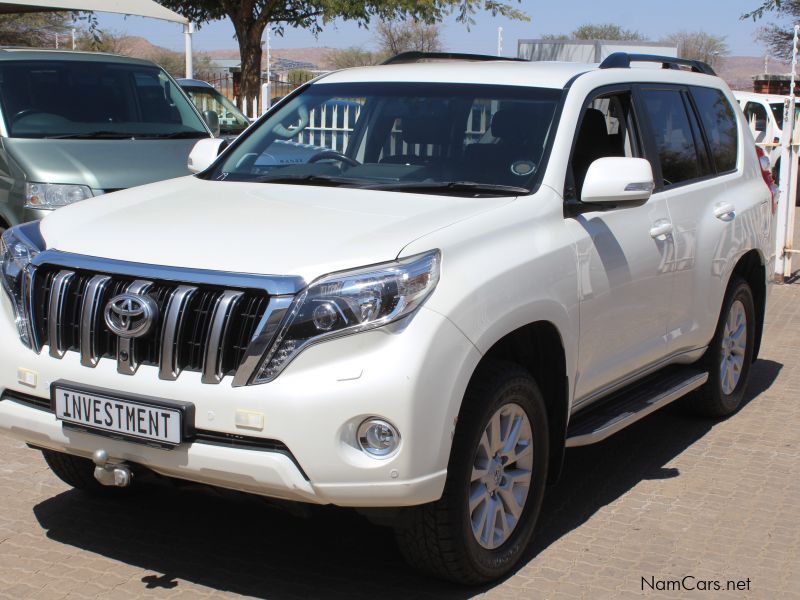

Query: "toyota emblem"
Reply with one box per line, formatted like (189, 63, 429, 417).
(104, 293, 158, 339)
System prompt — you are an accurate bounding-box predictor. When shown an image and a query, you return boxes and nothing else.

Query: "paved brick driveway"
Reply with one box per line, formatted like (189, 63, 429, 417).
(1, 284, 799, 600)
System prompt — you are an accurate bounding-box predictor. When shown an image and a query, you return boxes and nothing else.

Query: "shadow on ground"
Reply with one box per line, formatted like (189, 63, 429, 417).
(33, 359, 782, 599)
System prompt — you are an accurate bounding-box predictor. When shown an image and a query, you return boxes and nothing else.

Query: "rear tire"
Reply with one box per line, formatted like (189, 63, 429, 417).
(41, 449, 130, 495)
(395, 361, 549, 584)
(692, 277, 755, 417)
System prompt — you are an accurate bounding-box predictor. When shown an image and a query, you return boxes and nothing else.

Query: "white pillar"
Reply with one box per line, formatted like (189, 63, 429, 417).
(776, 25, 800, 279)
(497, 27, 503, 57)
(184, 22, 195, 79)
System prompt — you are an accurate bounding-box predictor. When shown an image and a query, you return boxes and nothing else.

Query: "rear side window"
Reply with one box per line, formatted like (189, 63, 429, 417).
(639, 89, 703, 186)
(691, 87, 738, 173)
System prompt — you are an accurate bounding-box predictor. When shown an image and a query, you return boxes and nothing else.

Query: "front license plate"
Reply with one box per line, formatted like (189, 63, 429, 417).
(52, 382, 193, 446)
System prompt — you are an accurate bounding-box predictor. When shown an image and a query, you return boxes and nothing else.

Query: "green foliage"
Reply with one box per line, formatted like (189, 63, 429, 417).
(287, 69, 315, 85)
(540, 23, 644, 42)
(327, 46, 383, 69)
(571, 23, 645, 41)
(743, 0, 800, 59)
(665, 31, 730, 67)
(157, 0, 528, 33)
(0, 13, 72, 47)
(742, 0, 785, 21)
(156, 0, 528, 102)
(0, 11, 99, 49)
(376, 20, 443, 55)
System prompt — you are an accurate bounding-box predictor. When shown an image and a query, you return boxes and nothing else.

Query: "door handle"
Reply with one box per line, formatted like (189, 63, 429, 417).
(649, 221, 673, 238)
(713, 202, 736, 220)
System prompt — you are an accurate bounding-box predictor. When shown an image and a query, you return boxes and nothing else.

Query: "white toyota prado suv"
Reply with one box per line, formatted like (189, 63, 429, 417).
(0, 52, 776, 583)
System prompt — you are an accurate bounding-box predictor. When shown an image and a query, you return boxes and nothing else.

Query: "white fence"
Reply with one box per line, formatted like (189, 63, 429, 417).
(291, 101, 495, 156)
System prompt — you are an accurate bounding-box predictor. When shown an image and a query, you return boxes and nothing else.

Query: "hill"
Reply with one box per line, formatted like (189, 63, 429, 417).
(95, 36, 791, 92)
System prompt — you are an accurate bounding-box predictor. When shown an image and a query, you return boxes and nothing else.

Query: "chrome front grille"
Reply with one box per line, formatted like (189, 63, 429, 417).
(30, 263, 276, 384)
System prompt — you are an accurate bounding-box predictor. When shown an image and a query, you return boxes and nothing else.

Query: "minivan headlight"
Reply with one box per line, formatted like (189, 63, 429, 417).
(252, 250, 440, 384)
(25, 182, 93, 210)
(0, 225, 41, 347)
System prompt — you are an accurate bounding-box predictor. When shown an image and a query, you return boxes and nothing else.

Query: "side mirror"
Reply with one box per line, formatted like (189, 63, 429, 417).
(187, 138, 228, 173)
(204, 110, 221, 137)
(581, 157, 654, 204)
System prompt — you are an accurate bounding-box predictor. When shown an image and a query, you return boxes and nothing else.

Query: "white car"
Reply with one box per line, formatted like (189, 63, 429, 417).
(734, 90, 794, 169)
(0, 51, 775, 583)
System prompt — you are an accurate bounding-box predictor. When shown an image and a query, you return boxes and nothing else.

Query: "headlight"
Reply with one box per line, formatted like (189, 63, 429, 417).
(252, 250, 440, 384)
(25, 182, 93, 210)
(0, 224, 42, 347)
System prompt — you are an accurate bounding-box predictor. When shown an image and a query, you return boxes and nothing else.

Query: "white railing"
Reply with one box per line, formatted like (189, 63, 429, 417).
(292, 103, 494, 155)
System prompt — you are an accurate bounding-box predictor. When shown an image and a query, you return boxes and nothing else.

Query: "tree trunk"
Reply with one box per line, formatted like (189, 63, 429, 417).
(240, 27, 265, 117)
(231, 11, 267, 117)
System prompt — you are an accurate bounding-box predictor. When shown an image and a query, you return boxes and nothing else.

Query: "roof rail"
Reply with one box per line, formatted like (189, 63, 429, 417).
(382, 51, 527, 65)
(599, 52, 716, 76)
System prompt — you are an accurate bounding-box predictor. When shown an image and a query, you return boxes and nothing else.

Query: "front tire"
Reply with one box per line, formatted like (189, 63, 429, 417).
(395, 361, 549, 584)
(693, 277, 756, 417)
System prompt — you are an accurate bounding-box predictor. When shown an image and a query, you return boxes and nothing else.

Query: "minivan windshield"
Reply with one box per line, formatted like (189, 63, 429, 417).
(0, 60, 209, 139)
(211, 82, 561, 195)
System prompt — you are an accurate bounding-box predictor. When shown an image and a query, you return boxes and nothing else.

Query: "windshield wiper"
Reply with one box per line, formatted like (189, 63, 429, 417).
(138, 131, 209, 139)
(364, 181, 530, 196)
(46, 131, 138, 140)
(250, 174, 367, 187)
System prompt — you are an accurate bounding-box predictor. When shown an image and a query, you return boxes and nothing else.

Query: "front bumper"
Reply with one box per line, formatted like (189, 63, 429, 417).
(0, 295, 481, 507)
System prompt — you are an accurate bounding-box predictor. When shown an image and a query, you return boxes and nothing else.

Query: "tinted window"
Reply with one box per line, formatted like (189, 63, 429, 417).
(640, 89, 702, 186)
(692, 87, 738, 172)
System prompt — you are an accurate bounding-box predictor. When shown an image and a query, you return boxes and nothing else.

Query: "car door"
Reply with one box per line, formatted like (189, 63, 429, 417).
(567, 87, 676, 405)
(645, 85, 763, 356)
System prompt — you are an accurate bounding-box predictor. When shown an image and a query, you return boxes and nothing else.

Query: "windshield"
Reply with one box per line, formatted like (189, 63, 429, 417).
(182, 85, 249, 135)
(0, 60, 209, 139)
(210, 82, 562, 195)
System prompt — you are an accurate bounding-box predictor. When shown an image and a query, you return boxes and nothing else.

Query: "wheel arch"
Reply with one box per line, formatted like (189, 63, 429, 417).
(476, 320, 569, 485)
(730, 249, 767, 361)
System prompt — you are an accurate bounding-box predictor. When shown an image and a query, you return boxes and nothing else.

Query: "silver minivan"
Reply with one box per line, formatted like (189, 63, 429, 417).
(0, 49, 214, 233)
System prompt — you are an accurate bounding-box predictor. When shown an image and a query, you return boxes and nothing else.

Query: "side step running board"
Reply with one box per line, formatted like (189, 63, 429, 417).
(565, 368, 709, 447)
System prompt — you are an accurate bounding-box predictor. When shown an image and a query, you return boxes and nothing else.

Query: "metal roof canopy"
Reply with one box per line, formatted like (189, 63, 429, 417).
(0, 0, 196, 77)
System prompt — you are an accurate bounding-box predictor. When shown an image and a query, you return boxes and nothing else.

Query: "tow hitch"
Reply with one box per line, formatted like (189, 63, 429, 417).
(91, 449, 132, 487)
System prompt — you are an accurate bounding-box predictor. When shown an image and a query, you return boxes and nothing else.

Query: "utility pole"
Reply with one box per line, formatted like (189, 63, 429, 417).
(265, 27, 272, 112)
(71, 28, 76, 50)
(497, 27, 503, 56)
(54, 33, 58, 49)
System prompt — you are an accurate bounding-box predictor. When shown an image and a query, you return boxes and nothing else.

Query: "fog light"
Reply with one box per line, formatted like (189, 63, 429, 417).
(357, 418, 400, 458)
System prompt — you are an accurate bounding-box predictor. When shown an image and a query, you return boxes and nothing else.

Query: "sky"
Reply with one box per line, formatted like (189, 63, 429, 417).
(90, 0, 780, 58)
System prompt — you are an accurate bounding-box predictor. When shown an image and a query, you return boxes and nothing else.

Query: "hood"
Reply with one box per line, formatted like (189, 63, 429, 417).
(4, 137, 203, 190)
(39, 176, 513, 282)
